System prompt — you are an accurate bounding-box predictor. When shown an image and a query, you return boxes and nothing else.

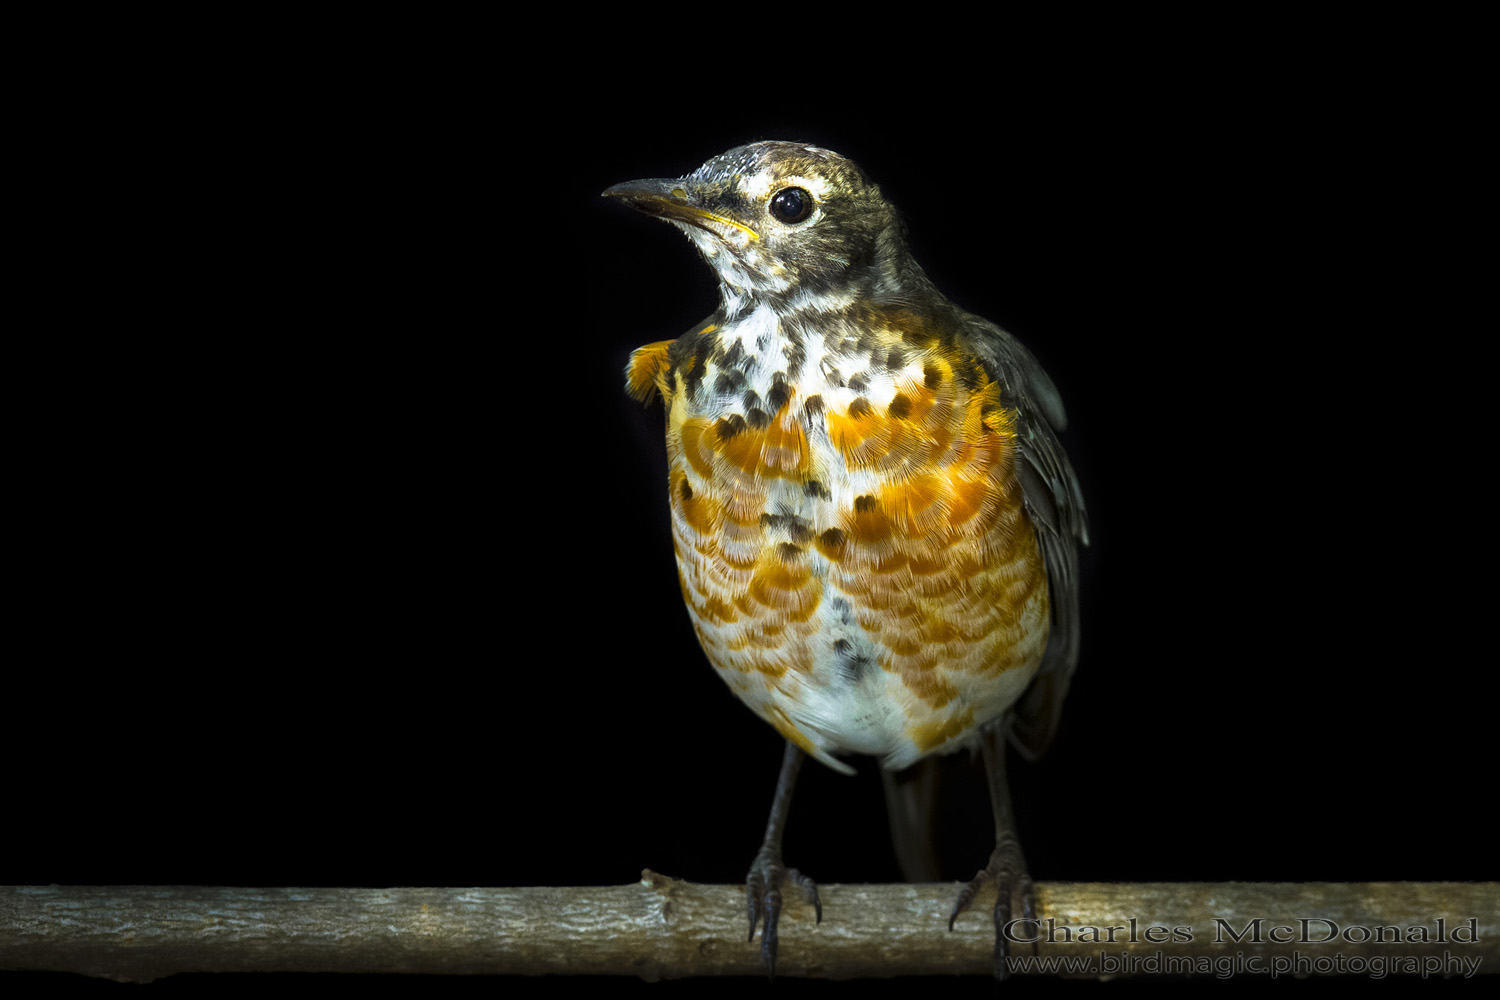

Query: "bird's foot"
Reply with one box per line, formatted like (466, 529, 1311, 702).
(746, 845, 821, 977)
(948, 831, 1036, 980)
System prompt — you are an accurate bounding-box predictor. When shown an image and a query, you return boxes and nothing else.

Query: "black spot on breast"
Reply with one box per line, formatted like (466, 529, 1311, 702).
(980, 403, 1002, 433)
(853, 495, 878, 513)
(783, 338, 806, 376)
(833, 637, 871, 684)
(761, 512, 813, 543)
(885, 347, 906, 372)
(848, 397, 872, 419)
(767, 375, 790, 413)
(722, 339, 744, 368)
(847, 372, 869, 393)
(673, 326, 721, 402)
(682, 352, 708, 399)
(746, 408, 770, 429)
(776, 542, 803, 562)
(819, 360, 844, 387)
(715, 413, 747, 440)
(715, 370, 745, 395)
(803, 395, 825, 419)
(924, 363, 943, 389)
(743, 389, 761, 411)
(679, 479, 693, 501)
(805, 480, 832, 501)
(888, 393, 912, 420)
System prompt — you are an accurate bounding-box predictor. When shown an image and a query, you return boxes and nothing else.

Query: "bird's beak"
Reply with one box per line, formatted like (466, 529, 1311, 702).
(602, 178, 759, 241)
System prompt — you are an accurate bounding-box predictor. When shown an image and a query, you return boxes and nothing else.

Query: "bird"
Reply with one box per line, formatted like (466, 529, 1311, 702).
(605, 141, 1087, 979)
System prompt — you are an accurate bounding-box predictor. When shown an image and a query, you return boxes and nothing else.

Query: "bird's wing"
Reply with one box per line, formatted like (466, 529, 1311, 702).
(964, 314, 1090, 761)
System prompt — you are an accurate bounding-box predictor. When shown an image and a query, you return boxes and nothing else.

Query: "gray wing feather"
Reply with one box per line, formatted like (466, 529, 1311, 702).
(963, 314, 1090, 762)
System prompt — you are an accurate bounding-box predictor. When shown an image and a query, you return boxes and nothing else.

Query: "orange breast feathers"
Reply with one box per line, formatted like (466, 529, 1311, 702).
(627, 338, 1050, 764)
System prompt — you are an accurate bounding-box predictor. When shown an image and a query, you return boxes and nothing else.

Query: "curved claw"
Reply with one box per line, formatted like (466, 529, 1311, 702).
(746, 855, 820, 977)
(948, 834, 1036, 981)
(746, 867, 764, 942)
(948, 867, 988, 932)
(785, 867, 822, 923)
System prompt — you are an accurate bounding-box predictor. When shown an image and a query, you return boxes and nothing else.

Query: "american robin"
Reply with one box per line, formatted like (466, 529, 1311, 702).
(606, 141, 1087, 978)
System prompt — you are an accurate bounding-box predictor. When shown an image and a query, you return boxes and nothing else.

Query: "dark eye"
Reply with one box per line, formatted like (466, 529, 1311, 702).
(768, 187, 813, 224)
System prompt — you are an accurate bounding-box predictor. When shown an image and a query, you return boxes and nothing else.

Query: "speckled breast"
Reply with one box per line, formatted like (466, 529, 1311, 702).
(628, 303, 1049, 774)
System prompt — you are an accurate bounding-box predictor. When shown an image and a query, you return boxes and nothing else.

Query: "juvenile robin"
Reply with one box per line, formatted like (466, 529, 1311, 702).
(607, 141, 1087, 978)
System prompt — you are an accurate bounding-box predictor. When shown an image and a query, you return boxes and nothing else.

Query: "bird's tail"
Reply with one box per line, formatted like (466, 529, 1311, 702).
(880, 757, 942, 883)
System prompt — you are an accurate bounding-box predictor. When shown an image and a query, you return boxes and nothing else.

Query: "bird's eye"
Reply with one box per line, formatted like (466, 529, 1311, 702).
(768, 187, 813, 224)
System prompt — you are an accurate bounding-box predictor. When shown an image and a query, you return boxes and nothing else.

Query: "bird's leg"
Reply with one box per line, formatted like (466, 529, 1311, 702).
(949, 721, 1036, 981)
(745, 740, 821, 977)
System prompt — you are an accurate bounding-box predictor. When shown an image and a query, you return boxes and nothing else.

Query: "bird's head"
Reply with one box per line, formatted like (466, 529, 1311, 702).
(604, 141, 913, 311)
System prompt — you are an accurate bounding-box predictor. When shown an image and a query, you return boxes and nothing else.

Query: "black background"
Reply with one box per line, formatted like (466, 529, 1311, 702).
(8, 24, 1488, 995)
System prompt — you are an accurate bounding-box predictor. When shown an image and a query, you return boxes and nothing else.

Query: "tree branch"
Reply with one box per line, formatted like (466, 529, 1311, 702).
(3, 877, 1494, 982)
